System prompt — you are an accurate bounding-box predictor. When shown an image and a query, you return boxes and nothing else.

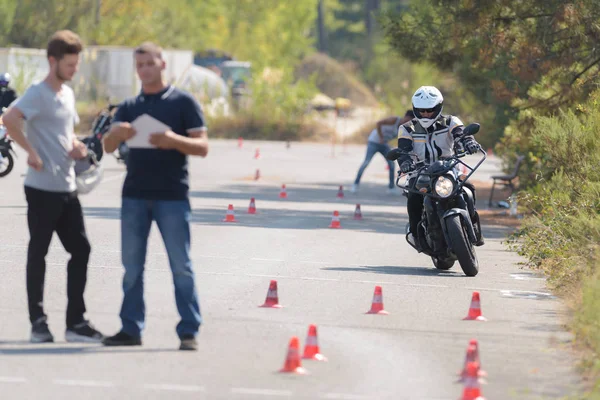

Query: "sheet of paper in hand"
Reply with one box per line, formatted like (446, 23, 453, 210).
(128, 114, 172, 148)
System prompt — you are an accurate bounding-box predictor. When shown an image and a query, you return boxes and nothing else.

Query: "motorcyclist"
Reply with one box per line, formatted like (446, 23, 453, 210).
(397, 86, 484, 250)
(0, 73, 18, 111)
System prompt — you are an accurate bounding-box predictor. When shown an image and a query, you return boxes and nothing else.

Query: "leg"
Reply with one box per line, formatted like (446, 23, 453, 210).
(407, 190, 424, 237)
(375, 143, 395, 188)
(24, 187, 62, 324)
(119, 197, 152, 337)
(354, 142, 378, 185)
(55, 193, 91, 327)
(488, 179, 496, 207)
(153, 199, 201, 338)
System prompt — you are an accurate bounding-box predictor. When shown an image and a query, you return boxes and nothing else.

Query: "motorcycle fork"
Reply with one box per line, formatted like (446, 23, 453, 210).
(423, 197, 444, 252)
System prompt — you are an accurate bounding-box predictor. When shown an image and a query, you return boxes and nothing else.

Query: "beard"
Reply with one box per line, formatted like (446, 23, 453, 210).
(55, 65, 71, 82)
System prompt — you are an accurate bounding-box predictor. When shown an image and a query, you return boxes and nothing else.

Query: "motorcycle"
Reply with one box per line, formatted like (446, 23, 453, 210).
(386, 123, 486, 277)
(81, 103, 129, 163)
(0, 110, 17, 178)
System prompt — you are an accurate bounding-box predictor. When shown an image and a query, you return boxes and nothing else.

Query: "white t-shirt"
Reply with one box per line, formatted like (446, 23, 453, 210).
(367, 117, 402, 143)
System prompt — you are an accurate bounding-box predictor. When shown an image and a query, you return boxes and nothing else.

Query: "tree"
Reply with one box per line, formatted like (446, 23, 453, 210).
(381, 0, 600, 143)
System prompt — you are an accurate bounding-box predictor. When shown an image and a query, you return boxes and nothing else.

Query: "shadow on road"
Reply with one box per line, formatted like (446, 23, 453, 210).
(0, 342, 178, 356)
(322, 265, 466, 277)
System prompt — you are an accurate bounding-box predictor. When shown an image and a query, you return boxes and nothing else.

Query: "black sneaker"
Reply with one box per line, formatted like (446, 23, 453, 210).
(102, 331, 142, 346)
(65, 320, 104, 343)
(179, 334, 198, 351)
(31, 317, 54, 343)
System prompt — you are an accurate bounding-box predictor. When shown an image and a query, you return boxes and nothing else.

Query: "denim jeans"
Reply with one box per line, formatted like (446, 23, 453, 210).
(354, 141, 395, 188)
(119, 197, 201, 338)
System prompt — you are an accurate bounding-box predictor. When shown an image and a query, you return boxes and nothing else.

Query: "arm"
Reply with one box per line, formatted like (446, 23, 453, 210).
(168, 128, 208, 157)
(3, 106, 43, 170)
(102, 105, 134, 154)
(376, 116, 400, 142)
(149, 95, 209, 157)
(2, 107, 36, 154)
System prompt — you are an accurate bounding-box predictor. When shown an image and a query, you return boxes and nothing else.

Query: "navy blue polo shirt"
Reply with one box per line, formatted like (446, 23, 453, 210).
(113, 85, 206, 200)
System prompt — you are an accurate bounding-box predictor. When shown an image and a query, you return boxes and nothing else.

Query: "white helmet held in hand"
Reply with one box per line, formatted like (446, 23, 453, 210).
(412, 86, 444, 129)
(74, 153, 103, 195)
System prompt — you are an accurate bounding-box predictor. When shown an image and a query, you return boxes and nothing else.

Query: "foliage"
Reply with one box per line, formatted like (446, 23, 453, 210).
(381, 0, 600, 149)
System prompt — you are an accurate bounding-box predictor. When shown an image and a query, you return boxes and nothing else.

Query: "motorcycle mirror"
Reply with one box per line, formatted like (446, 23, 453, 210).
(386, 148, 404, 161)
(463, 123, 480, 136)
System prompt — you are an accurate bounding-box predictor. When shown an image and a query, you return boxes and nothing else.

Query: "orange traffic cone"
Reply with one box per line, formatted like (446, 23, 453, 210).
(463, 291, 487, 321)
(279, 336, 308, 374)
(238, 136, 243, 148)
(486, 148, 493, 156)
(459, 362, 486, 400)
(353, 204, 363, 220)
(254, 147, 261, 159)
(254, 169, 260, 181)
(248, 197, 257, 214)
(329, 210, 341, 229)
(279, 184, 288, 199)
(366, 285, 389, 315)
(223, 204, 237, 222)
(260, 280, 283, 308)
(457, 344, 487, 383)
(336, 185, 344, 199)
(302, 324, 327, 361)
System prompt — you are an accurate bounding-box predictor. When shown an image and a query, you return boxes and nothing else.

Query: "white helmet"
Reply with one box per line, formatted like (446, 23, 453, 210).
(74, 153, 103, 195)
(412, 86, 444, 129)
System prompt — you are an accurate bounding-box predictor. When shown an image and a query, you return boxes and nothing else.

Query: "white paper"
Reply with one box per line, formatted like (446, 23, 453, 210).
(127, 114, 172, 148)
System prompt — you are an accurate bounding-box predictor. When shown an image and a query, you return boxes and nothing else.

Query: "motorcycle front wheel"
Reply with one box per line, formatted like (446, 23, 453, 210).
(0, 151, 14, 177)
(446, 214, 479, 276)
(431, 256, 455, 270)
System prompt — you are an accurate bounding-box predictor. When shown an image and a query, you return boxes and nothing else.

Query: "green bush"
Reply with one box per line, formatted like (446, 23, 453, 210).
(506, 92, 600, 396)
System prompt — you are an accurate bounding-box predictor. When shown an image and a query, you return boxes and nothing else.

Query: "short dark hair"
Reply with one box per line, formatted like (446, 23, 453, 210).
(47, 30, 83, 60)
(405, 110, 415, 118)
(134, 42, 163, 59)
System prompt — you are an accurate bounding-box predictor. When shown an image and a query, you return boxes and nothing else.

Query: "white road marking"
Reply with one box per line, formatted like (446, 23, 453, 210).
(53, 379, 115, 388)
(320, 394, 369, 400)
(251, 257, 285, 262)
(142, 383, 205, 392)
(510, 273, 546, 281)
(231, 388, 293, 397)
(0, 376, 27, 383)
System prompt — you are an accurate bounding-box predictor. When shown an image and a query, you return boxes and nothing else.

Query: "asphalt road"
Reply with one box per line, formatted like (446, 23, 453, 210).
(0, 140, 581, 399)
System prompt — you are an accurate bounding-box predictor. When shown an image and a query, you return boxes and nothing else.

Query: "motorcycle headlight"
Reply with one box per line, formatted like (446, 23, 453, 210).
(434, 176, 455, 198)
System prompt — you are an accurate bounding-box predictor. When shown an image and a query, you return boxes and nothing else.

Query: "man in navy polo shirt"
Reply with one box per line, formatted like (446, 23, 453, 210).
(101, 42, 208, 351)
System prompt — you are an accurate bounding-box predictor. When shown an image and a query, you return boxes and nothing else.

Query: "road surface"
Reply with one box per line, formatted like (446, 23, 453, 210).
(0, 140, 581, 399)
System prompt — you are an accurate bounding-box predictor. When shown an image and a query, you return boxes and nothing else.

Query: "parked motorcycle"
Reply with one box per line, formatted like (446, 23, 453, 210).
(81, 104, 129, 163)
(0, 110, 16, 178)
(386, 123, 486, 277)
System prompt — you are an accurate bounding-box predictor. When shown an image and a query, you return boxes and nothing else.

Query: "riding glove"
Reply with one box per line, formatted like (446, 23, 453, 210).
(461, 136, 480, 155)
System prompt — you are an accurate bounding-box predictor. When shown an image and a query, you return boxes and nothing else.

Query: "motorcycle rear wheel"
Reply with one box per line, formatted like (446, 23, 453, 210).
(446, 214, 479, 276)
(0, 152, 14, 177)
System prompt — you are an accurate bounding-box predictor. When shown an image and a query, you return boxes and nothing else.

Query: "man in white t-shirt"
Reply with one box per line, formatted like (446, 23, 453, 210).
(351, 110, 414, 193)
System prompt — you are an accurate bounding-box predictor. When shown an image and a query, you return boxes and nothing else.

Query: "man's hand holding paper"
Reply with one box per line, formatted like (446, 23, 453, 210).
(128, 114, 172, 149)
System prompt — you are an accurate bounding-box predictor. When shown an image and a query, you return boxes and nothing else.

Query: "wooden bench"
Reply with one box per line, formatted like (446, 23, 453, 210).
(488, 154, 525, 207)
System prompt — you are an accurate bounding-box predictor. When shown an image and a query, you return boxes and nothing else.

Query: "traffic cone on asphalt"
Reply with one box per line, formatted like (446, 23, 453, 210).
(279, 336, 307, 374)
(223, 204, 237, 222)
(459, 362, 486, 400)
(254, 169, 260, 181)
(463, 291, 487, 321)
(254, 147, 261, 159)
(248, 197, 257, 214)
(302, 324, 327, 361)
(238, 136, 243, 148)
(260, 280, 283, 308)
(329, 211, 341, 229)
(279, 184, 288, 198)
(457, 344, 487, 383)
(353, 204, 363, 220)
(337, 185, 344, 199)
(366, 285, 389, 315)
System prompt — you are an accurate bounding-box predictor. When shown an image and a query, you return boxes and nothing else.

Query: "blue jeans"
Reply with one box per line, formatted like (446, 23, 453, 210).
(354, 141, 395, 188)
(119, 197, 201, 338)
